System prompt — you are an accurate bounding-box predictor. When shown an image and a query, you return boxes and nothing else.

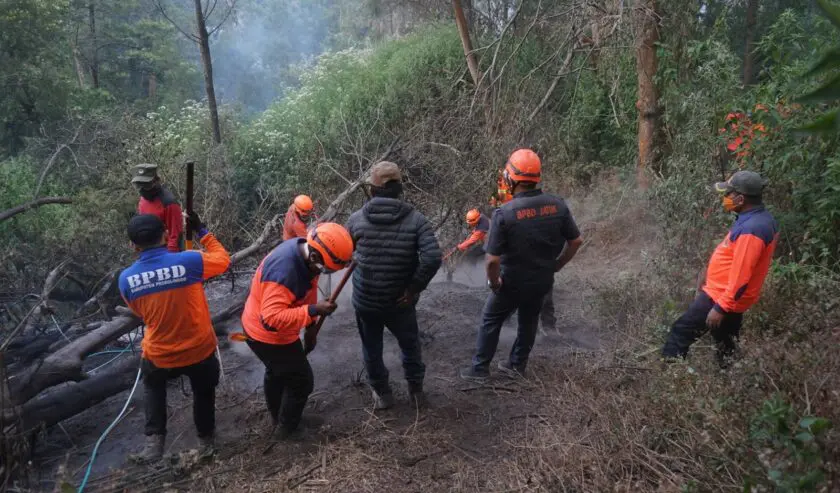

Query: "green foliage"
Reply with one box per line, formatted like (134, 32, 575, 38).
(232, 25, 465, 208)
(747, 395, 832, 492)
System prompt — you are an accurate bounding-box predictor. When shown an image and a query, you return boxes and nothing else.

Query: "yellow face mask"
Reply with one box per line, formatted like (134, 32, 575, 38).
(722, 194, 738, 212)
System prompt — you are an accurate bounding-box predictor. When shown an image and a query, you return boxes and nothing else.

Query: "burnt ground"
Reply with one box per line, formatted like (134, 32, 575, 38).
(22, 184, 651, 492)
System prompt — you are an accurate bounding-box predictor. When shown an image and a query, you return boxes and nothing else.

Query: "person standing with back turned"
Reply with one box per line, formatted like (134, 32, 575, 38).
(119, 211, 230, 462)
(460, 149, 583, 381)
(346, 161, 442, 410)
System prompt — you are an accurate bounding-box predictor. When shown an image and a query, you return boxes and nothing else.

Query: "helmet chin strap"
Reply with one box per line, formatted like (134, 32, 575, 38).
(303, 243, 327, 272)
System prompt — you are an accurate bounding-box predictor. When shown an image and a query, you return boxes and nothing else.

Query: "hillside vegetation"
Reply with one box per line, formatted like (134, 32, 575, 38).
(2, 0, 840, 491)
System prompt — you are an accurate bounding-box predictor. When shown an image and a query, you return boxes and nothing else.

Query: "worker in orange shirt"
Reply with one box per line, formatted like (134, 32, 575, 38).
(241, 223, 354, 438)
(448, 209, 489, 261)
(662, 171, 777, 367)
(489, 170, 513, 207)
(283, 194, 314, 240)
(118, 211, 230, 462)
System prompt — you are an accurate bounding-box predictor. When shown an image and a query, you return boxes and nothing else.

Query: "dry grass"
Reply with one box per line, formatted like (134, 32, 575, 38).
(13, 178, 840, 493)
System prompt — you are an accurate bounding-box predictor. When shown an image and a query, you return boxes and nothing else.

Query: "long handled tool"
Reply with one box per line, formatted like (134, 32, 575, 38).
(228, 262, 357, 349)
(184, 161, 195, 250)
(304, 262, 356, 354)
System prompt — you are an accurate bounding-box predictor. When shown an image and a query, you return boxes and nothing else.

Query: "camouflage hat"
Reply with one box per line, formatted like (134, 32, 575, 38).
(714, 170, 768, 196)
(368, 161, 402, 187)
(131, 163, 159, 184)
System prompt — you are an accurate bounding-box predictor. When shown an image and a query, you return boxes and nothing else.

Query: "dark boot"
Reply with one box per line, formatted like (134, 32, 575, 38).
(497, 360, 526, 378)
(408, 383, 428, 409)
(459, 366, 489, 382)
(129, 434, 165, 464)
(371, 388, 395, 410)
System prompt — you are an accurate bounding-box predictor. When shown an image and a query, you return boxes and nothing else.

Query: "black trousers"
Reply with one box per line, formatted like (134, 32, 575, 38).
(540, 287, 556, 330)
(246, 338, 314, 432)
(356, 306, 425, 394)
(472, 282, 550, 372)
(661, 291, 743, 360)
(142, 353, 219, 437)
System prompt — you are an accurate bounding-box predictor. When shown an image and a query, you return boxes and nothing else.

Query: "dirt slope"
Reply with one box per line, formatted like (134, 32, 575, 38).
(27, 183, 651, 492)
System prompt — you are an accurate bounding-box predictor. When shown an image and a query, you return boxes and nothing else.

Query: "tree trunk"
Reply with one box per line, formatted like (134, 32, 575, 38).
(635, 0, 660, 187)
(88, 1, 99, 89)
(452, 0, 481, 86)
(72, 44, 87, 88)
(148, 73, 158, 101)
(193, 0, 222, 144)
(742, 0, 759, 86)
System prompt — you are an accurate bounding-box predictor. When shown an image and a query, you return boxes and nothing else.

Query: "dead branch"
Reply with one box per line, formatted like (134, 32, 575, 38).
(318, 136, 401, 223)
(229, 214, 281, 265)
(73, 269, 118, 318)
(528, 34, 586, 122)
(33, 126, 82, 199)
(0, 197, 72, 224)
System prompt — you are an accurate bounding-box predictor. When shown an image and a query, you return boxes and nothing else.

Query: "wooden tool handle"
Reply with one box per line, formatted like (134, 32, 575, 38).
(311, 262, 356, 333)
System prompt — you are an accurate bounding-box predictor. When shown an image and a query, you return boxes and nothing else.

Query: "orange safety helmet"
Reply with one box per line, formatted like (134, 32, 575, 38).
(504, 149, 541, 184)
(466, 209, 481, 226)
(294, 195, 314, 216)
(307, 223, 354, 272)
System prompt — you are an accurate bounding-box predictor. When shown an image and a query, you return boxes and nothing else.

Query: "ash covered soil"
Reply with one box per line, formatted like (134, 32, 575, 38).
(27, 190, 648, 492)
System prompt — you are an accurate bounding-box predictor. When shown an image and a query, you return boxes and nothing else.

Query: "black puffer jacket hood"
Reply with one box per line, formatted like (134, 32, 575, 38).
(345, 197, 442, 312)
(362, 197, 413, 224)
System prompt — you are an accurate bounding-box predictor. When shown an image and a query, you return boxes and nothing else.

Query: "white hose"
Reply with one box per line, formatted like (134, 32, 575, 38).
(77, 365, 142, 493)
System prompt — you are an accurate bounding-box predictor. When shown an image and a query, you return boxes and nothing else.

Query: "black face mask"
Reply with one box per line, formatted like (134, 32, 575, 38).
(139, 185, 161, 200)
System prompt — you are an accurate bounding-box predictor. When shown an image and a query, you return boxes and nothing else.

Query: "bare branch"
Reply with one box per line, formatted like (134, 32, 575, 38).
(207, 0, 236, 36)
(0, 197, 73, 224)
(528, 33, 586, 122)
(155, 0, 200, 43)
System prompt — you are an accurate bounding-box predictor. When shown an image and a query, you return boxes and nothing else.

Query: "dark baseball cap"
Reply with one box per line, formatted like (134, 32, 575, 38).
(131, 163, 159, 184)
(714, 171, 768, 196)
(127, 214, 165, 246)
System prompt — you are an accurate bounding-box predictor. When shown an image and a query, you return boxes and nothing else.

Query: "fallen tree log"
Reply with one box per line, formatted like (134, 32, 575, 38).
(1, 214, 277, 432)
(9, 354, 141, 431)
(7, 314, 141, 406)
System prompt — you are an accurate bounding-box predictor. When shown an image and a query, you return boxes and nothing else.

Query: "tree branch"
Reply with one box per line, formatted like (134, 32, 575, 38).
(155, 0, 200, 43)
(0, 197, 73, 224)
(207, 0, 236, 36)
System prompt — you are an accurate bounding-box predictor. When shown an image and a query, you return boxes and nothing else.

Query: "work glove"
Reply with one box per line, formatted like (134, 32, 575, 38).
(186, 210, 208, 238)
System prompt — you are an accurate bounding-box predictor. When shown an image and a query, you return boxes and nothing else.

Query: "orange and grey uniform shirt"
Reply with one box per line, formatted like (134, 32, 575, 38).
(282, 204, 308, 241)
(458, 214, 490, 251)
(703, 207, 778, 314)
(119, 232, 230, 368)
(241, 238, 319, 346)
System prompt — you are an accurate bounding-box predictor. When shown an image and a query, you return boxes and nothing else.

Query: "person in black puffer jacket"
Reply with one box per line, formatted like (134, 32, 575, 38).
(345, 161, 442, 411)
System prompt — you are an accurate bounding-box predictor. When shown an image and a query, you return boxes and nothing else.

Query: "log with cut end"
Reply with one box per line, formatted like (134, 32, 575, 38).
(12, 354, 141, 430)
(7, 314, 141, 406)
